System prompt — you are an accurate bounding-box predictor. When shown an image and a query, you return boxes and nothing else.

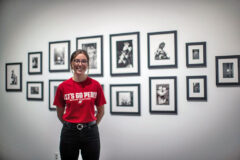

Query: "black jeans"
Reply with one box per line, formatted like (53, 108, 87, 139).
(60, 122, 100, 160)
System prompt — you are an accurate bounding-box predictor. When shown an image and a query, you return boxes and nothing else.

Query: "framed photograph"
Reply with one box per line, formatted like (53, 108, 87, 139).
(27, 81, 44, 101)
(110, 84, 140, 115)
(28, 52, 42, 74)
(186, 76, 207, 100)
(49, 79, 66, 111)
(5, 63, 22, 92)
(148, 30, 177, 68)
(216, 55, 240, 86)
(49, 40, 70, 72)
(149, 76, 177, 114)
(76, 35, 103, 76)
(110, 32, 140, 76)
(186, 42, 206, 67)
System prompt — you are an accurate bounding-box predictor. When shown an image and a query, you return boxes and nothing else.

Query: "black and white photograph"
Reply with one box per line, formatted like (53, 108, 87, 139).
(156, 84, 169, 105)
(148, 31, 177, 68)
(216, 55, 240, 86)
(223, 63, 234, 78)
(27, 81, 43, 101)
(149, 76, 177, 114)
(186, 76, 207, 101)
(116, 40, 133, 68)
(110, 84, 140, 115)
(186, 42, 206, 67)
(49, 40, 70, 72)
(5, 63, 22, 92)
(28, 52, 42, 74)
(117, 91, 133, 106)
(110, 32, 140, 76)
(49, 80, 66, 111)
(76, 35, 103, 76)
(192, 49, 200, 59)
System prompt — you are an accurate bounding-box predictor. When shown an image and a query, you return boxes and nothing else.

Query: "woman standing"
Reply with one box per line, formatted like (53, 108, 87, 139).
(53, 49, 106, 160)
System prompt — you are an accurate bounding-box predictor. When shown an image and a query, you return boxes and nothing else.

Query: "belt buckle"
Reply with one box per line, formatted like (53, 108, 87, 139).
(77, 124, 84, 131)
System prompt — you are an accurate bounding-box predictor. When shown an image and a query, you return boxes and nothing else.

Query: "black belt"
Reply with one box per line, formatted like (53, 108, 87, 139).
(64, 121, 97, 131)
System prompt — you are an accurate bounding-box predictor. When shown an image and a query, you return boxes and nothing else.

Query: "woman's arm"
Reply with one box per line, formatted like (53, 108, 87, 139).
(56, 106, 65, 124)
(96, 105, 104, 125)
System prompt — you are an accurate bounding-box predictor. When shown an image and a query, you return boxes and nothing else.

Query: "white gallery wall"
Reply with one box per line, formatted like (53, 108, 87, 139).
(0, 0, 240, 160)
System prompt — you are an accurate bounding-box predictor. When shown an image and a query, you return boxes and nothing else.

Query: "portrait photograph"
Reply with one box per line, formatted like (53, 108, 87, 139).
(28, 52, 42, 74)
(110, 32, 140, 76)
(216, 55, 240, 86)
(149, 76, 177, 114)
(5, 63, 22, 92)
(148, 30, 177, 68)
(186, 76, 207, 101)
(156, 84, 169, 105)
(186, 42, 206, 67)
(110, 84, 140, 115)
(76, 35, 103, 76)
(49, 40, 70, 72)
(26, 81, 44, 101)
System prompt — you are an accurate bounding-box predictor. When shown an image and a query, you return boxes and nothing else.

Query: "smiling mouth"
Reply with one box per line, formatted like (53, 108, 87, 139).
(75, 67, 85, 72)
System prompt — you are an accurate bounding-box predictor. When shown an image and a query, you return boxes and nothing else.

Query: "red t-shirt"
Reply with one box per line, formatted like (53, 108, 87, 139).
(53, 77, 106, 123)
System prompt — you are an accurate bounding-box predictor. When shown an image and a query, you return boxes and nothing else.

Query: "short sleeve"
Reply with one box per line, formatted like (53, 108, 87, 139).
(95, 83, 106, 107)
(53, 84, 65, 108)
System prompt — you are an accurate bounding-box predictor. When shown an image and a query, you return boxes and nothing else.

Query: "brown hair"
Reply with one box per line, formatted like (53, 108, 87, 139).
(70, 49, 89, 69)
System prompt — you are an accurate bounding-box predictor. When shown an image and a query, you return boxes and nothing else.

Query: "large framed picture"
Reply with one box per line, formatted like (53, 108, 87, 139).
(186, 42, 206, 67)
(148, 30, 177, 68)
(216, 55, 240, 86)
(28, 52, 42, 74)
(26, 81, 44, 101)
(5, 63, 22, 92)
(76, 35, 103, 77)
(186, 76, 207, 101)
(49, 79, 66, 111)
(149, 76, 177, 114)
(49, 40, 70, 72)
(110, 84, 140, 115)
(110, 32, 140, 76)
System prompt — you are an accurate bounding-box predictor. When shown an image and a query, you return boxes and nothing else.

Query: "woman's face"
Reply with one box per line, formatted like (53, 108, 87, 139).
(71, 53, 88, 76)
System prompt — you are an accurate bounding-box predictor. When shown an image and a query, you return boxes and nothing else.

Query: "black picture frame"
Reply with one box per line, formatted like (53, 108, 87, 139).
(110, 84, 141, 115)
(149, 76, 177, 114)
(26, 81, 44, 101)
(216, 55, 240, 86)
(49, 79, 66, 111)
(110, 32, 140, 76)
(76, 35, 103, 77)
(186, 76, 207, 101)
(5, 62, 22, 92)
(186, 42, 206, 67)
(148, 30, 178, 68)
(28, 51, 42, 74)
(49, 40, 70, 72)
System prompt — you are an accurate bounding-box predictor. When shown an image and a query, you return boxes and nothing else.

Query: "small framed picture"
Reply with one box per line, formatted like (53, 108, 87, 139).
(216, 55, 240, 86)
(49, 40, 70, 72)
(110, 84, 140, 115)
(76, 35, 103, 76)
(28, 52, 42, 74)
(186, 76, 207, 101)
(49, 79, 66, 111)
(110, 32, 140, 76)
(149, 76, 177, 114)
(186, 42, 206, 67)
(26, 81, 44, 101)
(148, 30, 177, 68)
(5, 63, 22, 92)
